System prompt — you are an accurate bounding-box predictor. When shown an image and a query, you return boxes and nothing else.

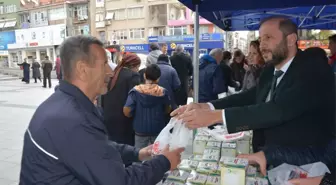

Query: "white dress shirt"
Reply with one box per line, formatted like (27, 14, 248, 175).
(208, 57, 295, 130)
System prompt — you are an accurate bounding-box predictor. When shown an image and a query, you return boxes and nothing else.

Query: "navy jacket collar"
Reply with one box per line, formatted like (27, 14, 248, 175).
(58, 80, 99, 116)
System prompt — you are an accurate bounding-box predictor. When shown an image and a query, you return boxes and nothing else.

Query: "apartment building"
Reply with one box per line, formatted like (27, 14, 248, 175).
(0, 0, 20, 66)
(93, 0, 223, 45)
(6, 0, 90, 68)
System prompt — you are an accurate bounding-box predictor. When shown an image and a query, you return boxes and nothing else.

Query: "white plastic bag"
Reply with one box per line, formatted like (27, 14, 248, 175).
(152, 118, 192, 155)
(268, 162, 330, 185)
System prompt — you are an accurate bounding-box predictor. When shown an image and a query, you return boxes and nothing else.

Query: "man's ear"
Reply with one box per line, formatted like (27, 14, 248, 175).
(287, 33, 298, 47)
(75, 60, 88, 81)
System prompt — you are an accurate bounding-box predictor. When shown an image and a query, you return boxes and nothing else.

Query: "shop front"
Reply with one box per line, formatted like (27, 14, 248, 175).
(7, 24, 66, 68)
(0, 31, 16, 67)
(120, 44, 150, 54)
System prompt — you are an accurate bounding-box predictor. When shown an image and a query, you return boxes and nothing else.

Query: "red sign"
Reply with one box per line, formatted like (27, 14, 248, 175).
(29, 42, 38, 46)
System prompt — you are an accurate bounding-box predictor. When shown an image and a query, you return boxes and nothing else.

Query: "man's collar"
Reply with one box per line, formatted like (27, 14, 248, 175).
(275, 57, 294, 74)
(58, 80, 96, 113)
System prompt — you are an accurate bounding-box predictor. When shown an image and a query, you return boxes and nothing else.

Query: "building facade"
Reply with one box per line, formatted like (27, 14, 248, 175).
(6, 0, 90, 68)
(92, 0, 223, 46)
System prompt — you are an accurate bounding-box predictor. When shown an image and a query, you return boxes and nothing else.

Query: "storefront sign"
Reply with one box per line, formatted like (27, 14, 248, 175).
(0, 31, 16, 50)
(121, 44, 149, 53)
(168, 41, 224, 50)
(148, 33, 223, 43)
(29, 42, 38, 46)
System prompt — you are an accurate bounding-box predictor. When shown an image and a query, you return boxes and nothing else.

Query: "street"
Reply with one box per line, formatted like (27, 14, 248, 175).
(0, 78, 57, 184)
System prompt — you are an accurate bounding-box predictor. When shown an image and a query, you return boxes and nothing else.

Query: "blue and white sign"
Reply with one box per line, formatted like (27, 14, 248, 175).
(0, 31, 16, 50)
(168, 41, 224, 50)
(121, 44, 149, 53)
(148, 33, 223, 43)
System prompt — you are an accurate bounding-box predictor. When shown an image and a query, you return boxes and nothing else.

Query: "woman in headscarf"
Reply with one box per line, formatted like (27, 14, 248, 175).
(102, 53, 141, 146)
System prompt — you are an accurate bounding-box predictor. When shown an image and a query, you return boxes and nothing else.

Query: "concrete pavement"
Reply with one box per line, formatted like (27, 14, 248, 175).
(0, 67, 57, 79)
(0, 77, 193, 184)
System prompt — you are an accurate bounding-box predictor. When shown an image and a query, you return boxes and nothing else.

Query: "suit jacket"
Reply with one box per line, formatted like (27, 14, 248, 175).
(211, 51, 335, 147)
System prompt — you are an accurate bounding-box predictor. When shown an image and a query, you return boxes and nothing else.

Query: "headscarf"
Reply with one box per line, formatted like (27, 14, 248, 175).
(109, 53, 141, 90)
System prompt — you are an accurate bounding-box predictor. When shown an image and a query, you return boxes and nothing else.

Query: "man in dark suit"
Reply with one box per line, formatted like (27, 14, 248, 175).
(172, 16, 335, 152)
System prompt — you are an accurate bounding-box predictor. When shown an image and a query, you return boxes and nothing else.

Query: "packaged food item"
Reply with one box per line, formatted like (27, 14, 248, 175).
(166, 170, 190, 183)
(162, 180, 186, 185)
(196, 162, 219, 175)
(219, 157, 249, 169)
(202, 154, 220, 162)
(236, 140, 250, 154)
(187, 170, 208, 185)
(203, 148, 221, 156)
(246, 165, 257, 177)
(206, 141, 222, 149)
(178, 159, 199, 171)
(245, 177, 269, 185)
(190, 155, 204, 161)
(221, 166, 246, 185)
(205, 175, 221, 185)
(193, 135, 208, 154)
(221, 142, 237, 157)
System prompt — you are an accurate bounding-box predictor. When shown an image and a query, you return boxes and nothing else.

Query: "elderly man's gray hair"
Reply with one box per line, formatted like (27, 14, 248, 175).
(59, 35, 103, 80)
(209, 48, 223, 57)
(175, 45, 184, 53)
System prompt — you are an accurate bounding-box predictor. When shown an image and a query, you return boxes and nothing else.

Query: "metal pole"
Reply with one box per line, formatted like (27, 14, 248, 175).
(193, 4, 200, 104)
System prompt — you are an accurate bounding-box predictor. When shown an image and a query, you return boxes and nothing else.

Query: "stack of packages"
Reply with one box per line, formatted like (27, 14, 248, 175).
(161, 130, 268, 185)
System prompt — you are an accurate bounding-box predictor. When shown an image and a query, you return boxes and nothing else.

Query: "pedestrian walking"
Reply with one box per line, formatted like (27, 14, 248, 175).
(41, 56, 53, 88)
(31, 59, 42, 83)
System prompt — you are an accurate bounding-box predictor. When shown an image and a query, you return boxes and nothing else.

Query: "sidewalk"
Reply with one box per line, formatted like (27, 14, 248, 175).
(0, 67, 57, 79)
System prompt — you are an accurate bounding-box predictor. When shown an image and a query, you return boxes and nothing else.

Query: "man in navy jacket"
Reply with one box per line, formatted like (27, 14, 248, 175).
(19, 35, 184, 185)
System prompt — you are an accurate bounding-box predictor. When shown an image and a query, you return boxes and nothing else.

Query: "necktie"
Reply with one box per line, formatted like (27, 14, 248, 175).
(270, 70, 284, 100)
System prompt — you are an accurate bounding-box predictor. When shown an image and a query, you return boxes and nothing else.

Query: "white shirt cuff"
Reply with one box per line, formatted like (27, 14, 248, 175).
(222, 109, 227, 130)
(207, 102, 215, 110)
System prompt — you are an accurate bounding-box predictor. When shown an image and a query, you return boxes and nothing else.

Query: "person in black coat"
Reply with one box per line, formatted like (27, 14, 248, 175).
(172, 17, 335, 153)
(102, 53, 141, 146)
(230, 49, 246, 90)
(219, 51, 240, 91)
(170, 45, 193, 106)
(18, 59, 30, 84)
(31, 59, 42, 83)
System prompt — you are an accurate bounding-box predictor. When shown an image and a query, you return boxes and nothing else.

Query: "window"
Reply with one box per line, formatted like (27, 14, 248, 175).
(30, 11, 48, 27)
(169, 26, 187, 36)
(0, 6, 3, 14)
(129, 28, 145, 39)
(4, 5, 16, 14)
(75, 5, 88, 20)
(213, 25, 223, 33)
(113, 30, 128, 40)
(112, 9, 126, 20)
(48, 8, 66, 21)
(199, 25, 208, 34)
(127, 7, 143, 19)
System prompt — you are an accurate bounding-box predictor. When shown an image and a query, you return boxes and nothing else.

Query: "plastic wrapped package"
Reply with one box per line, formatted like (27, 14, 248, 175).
(219, 157, 249, 169)
(245, 177, 269, 185)
(162, 180, 186, 185)
(205, 175, 221, 185)
(246, 165, 257, 177)
(221, 142, 237, 157)
(178, 159, 199, 172)
(221, 166, 246, 185)
(193, 135, 209, 155)
(203, 149, 220, 156)
(187, 170, 208, 185)
(206, 141, 222, 149)
(202, 154, 220, 163)
(196, 162, 220, 175)
(190, 155, 204, 162)
(236, 140, 250, 155)
(166, 170, 190, 183)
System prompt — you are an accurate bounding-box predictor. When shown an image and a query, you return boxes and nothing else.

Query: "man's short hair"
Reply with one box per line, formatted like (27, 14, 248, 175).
(145, 64, 161, 81)
(260, 16, 298, 38)
(150, 43, 160, 51)
(329, 34, 336, 43)
(176, 45, 184, 52)
(59, 35, 103, 80)
(209, 48, 223, 57)
(223, 51, 232, 60)
(158, 54, 169, 63)
(45, 56, 49, 59)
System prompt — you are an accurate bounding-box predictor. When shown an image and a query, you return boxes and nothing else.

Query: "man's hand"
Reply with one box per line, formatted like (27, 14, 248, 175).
(237, 151, 267, 176)
(170, 103, 211, 117)
(162, 146, 184, 171)
(139, 145, 153, 161)
(180, 109, 223, 129)
(287, 176, 323, 185)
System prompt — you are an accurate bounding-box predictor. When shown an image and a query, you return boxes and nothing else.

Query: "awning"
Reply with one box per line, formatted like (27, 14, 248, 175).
(4, 21, 16, 28)
(105, 12, 114, 20)
(0, 22, 5, 28)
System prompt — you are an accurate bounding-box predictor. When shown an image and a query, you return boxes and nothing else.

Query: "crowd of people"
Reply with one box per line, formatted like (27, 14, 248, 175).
(17, 15, 336, 185)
